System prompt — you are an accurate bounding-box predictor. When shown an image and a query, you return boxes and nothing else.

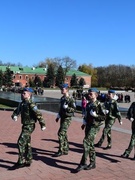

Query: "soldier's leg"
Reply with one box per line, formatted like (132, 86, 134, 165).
(25, 124, 35, 165)
(96, 126, 108, 146)
(122, 132, 135, 157)
(89, 127, 99, 163)
(17, 125, 29, 164)
(80, 126, 91, 165)
(80, 138, 90, 165)
(58, 119, 71, 154)
(107, 128, 112, 146)
(84, 126, 99, 170)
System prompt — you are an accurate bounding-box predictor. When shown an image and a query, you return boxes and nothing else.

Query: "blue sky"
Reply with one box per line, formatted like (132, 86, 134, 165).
(0, 0, 135, 68)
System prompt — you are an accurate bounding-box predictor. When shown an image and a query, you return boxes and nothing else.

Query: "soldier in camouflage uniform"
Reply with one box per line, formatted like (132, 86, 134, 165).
(76, 88, 106, 172)
(54, 84, 76, 157)
(121, 102, 135, 159)
(95, 89, 122, 150)
(10, 87, 46, 169)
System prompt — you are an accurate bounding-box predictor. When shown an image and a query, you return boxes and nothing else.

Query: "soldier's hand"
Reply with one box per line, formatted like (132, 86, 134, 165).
(119, 121, 123, 125)
(90, 110, 98, 117)
(41, 126, 46, 131)
(130, 117, 134, 122)
(63, 103, 68, 109)
(81, 124, 85, 130)
(56, 113, 60, 122)
(11, 115, 18, 121)
(102, 109, 109, 115)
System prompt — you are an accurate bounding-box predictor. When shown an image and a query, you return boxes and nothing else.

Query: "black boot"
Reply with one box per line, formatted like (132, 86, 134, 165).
(8, 162, 25, 170)
(76, 164, 87, 172)
(121, 152, 129, 158)
(53, 151, 68, 157)
(84, 162, 96, 170)
(95, 142, 102, 148)
(103, 145, 112, 150)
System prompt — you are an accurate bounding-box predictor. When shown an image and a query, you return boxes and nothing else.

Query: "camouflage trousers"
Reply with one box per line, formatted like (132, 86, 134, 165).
(17, 124, 35, 164)
(98, 119, 115, 146)
(124, 121, 135, 156)
(80, 125, 100, 165)
(57, 118, 71, 153)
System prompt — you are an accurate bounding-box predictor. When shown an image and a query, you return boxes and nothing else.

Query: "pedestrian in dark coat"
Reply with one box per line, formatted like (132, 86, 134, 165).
(121, 102, 135, 159)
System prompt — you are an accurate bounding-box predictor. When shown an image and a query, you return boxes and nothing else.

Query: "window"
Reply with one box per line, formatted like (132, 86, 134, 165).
(26, 75, 28, 80)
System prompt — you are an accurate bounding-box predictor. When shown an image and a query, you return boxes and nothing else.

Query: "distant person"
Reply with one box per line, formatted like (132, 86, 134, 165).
(75, 88, 106, 172)
(95, 89, 122, 150)
(125, 95, 130, 103)
(121, 102, 135, 159)
(54, 84, 76, 157)
(10, 87, 46, 169)
(81, 96, 87, 117)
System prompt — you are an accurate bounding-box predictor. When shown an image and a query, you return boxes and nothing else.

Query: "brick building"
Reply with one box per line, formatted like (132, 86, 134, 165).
(0, 66, 91, 88)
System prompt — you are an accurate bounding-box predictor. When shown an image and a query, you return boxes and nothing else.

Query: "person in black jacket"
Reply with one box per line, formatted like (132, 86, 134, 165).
(121, 102, 135, 159)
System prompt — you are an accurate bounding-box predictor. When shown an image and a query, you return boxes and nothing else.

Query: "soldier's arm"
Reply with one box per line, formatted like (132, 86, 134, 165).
(96, 104, 106, 122)
(30, 103, 46, 129)
(11, 102, 21, 118)
(66, 97, 76, 113)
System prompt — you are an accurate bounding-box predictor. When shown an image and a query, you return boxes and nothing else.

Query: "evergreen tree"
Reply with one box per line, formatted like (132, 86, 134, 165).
(70, 73, 78, 87)
(46, 63, 55, 87)
(55, 65, 65, 87)
(3, 67, 13, 87)
(29, 78, 35, 87)
(78, 77, 86, 87)
(0, 70, 3, 87)
(34, 74, 42, 87)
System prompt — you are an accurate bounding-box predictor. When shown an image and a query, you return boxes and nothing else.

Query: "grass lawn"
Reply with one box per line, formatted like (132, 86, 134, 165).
(0, 104, 13, 108)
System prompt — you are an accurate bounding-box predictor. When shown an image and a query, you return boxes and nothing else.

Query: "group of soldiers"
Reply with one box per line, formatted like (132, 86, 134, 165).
(9, 85, 135, 172)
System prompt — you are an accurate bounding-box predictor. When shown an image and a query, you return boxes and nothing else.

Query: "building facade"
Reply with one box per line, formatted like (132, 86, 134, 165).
(0, 66, 91, 88)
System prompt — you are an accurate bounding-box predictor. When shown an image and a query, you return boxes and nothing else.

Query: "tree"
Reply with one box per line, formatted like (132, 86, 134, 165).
(45, 63, 55, 87)
(78, 77, 86, 87)
(29, 78, 35, 87)
(3, 67, 13, 87)
(70, 73, 78, 87)
(0, 70, 3, 87)
(61, 56, 76, 75)
(34, 74, 42, 87)
(55, 65, 65, 87)
(38, 56, 76, 75)
(78, 64, 97, 86)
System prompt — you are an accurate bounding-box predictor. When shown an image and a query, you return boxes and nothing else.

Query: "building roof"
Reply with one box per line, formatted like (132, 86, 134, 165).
(0, 66, 91, 76)
(66, 69, 91, 76)
(0, 66, 47, 75)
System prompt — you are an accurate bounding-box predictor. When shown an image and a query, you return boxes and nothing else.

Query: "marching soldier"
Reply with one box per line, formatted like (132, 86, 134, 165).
(10, 87, 46, 169)
(54, 83, 76, 157)
(121, 102, 135, 159)
(95, 89, 122, 149)
(76, 88, 106, 172)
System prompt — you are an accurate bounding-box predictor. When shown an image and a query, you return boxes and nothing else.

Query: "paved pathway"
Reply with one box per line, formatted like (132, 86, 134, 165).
(0, 108, 135, 180)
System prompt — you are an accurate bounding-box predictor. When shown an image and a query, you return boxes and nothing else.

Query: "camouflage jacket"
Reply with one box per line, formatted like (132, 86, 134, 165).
(84, 100, 105, 127)
(12, 99, 46, 127)
(104, 99, 121, 121)
(59, 95, 76, 119)
(127, 102, 135, 120)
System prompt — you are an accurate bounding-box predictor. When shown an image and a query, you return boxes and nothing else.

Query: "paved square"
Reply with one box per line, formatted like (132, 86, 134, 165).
(0, 109, 134, 180)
